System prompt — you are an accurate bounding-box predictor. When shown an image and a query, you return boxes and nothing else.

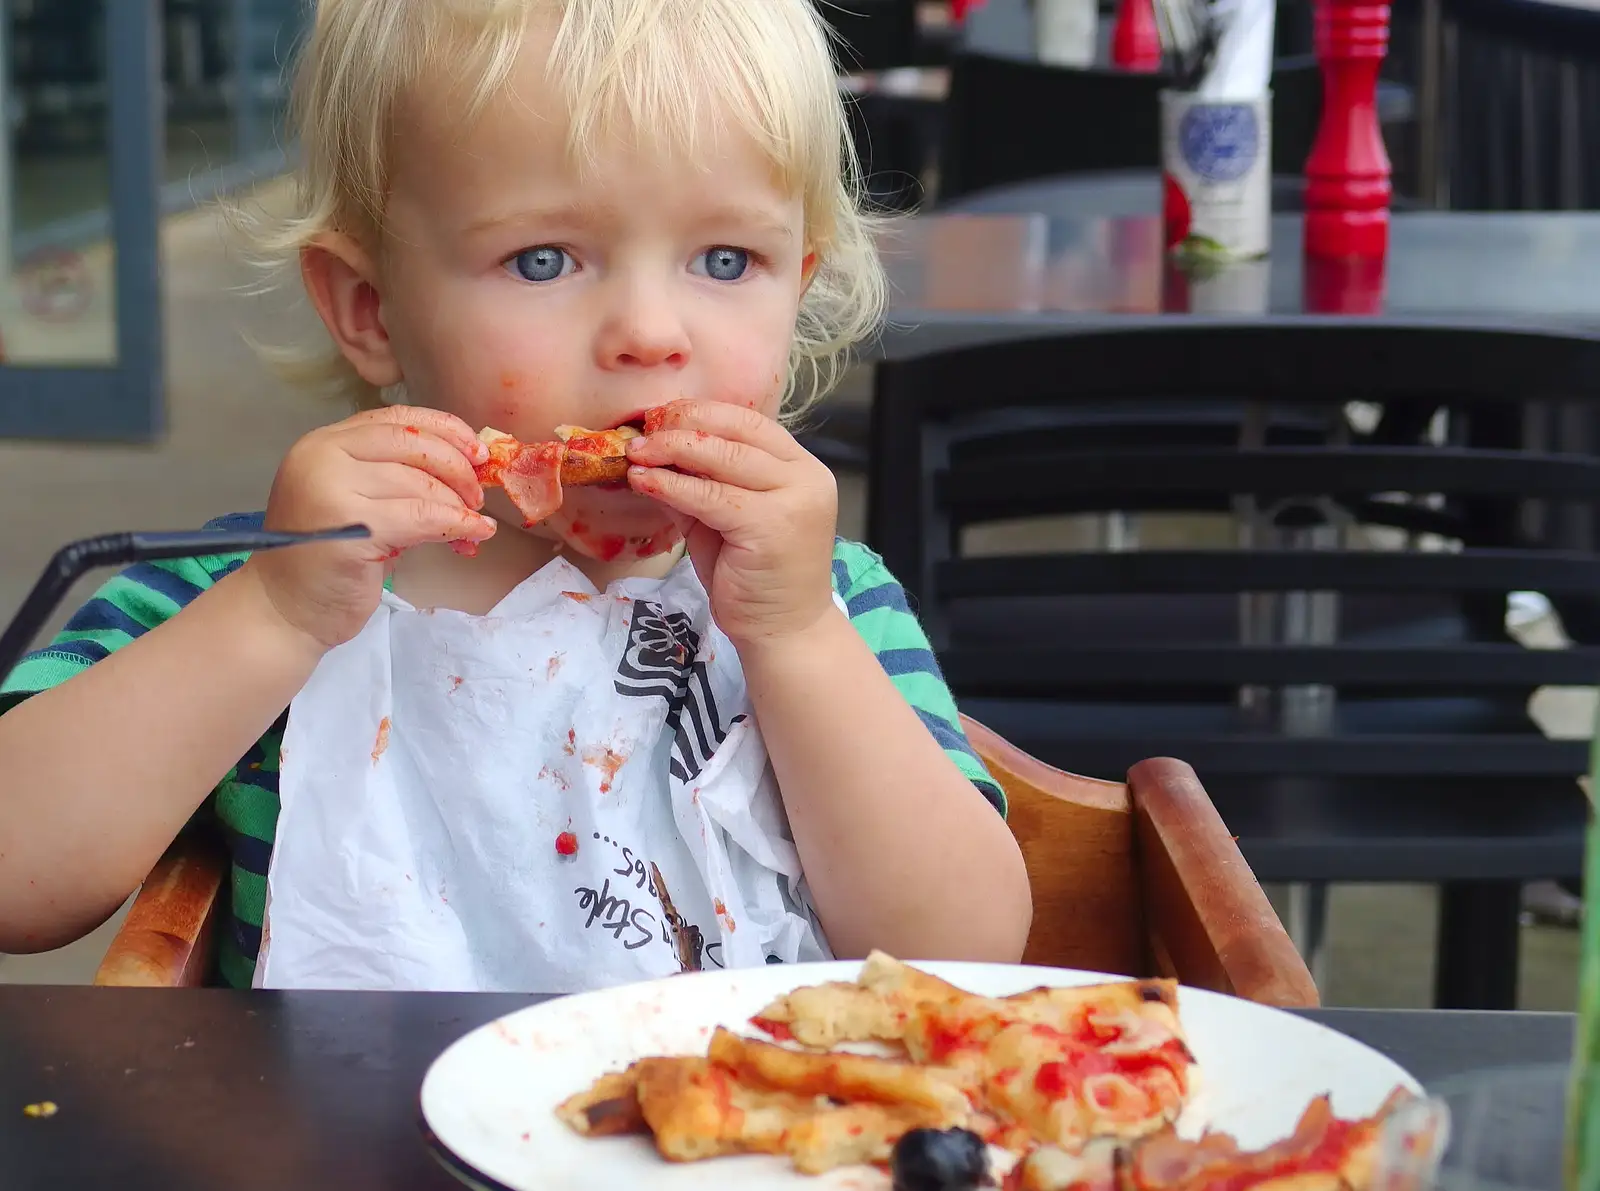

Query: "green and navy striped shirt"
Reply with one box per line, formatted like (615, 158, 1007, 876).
(0, 513, 1003, 988)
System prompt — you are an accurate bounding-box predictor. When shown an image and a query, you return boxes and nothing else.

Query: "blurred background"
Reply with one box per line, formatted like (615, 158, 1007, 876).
(0, 0, 1593, 1007)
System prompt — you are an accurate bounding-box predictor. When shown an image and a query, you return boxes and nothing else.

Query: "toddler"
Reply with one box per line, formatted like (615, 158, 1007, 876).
(0, 0, 1030, 989)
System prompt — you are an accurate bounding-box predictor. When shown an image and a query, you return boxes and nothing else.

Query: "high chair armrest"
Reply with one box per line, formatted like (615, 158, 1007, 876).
(95, 831, 226, 988)
(961, 715, 1316, 1006)
(1130, 757, 1320, 1009)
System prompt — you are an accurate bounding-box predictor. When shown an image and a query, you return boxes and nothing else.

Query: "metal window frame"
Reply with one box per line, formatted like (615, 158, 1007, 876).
(0, 0, 164, 443)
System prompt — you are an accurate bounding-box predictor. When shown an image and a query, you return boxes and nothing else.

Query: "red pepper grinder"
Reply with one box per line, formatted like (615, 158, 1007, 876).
(1111, 0, 1163, 72)
(1303, 0, 1392, 259)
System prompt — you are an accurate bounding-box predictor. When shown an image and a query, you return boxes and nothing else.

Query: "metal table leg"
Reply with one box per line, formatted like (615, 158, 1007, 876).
(1435, 881, 1522, 1010)
(1235, 402, 1345, 984)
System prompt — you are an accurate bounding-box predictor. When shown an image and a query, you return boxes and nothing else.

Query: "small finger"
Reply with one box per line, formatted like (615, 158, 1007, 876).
(338, 423, 484, 508)
(625, 429, 785, 492)
(641, 400, 799, 460)
(355, 461, 474, 510)
(627, 465, 747, 534)
(376, 498, 498, 550)
(353, 405, 489, 464)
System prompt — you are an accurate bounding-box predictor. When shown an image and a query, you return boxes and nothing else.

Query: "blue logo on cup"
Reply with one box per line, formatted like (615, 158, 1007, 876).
(1177, 103, 1260, 184)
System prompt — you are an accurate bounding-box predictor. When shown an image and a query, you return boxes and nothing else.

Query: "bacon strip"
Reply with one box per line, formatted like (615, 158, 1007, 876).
(1007, 1087, 1430, 1191)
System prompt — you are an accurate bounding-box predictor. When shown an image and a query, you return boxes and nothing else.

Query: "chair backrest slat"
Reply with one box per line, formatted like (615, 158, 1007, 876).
(941, 643, 1600, 690)
(938, 549, 1600, 598)
(941, 446, 1600, 511)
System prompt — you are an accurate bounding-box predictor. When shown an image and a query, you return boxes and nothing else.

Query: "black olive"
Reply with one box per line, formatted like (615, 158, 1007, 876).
(890, 1126, 992, 1191)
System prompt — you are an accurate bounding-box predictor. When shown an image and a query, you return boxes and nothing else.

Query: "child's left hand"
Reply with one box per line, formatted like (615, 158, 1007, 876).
(626, 400, 837, 648)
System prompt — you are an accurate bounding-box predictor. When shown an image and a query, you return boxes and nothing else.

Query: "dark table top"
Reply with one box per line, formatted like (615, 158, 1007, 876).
(0, 985, 1574, 1190)
(874, 172, 1600, 358)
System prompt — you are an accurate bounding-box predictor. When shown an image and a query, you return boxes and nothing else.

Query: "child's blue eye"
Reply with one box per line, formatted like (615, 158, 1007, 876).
(695, 247, 749, 282)
(509, 246, 571, 283)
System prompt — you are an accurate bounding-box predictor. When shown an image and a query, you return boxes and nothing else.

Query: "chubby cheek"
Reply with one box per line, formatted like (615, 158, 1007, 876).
(390, 299, 579, 434)
(701, 341, 790, 419)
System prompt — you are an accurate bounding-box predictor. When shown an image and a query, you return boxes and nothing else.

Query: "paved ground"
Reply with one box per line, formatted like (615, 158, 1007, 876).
(0, 188, 1587, 1008)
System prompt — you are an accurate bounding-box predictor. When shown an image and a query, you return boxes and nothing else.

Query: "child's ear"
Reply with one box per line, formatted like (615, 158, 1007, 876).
(799, 249, 819, 295)
(301, 232, 403, 388)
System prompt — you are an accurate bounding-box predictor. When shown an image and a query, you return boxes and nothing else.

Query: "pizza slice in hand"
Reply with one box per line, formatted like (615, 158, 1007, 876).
(451, 418, 647, 555)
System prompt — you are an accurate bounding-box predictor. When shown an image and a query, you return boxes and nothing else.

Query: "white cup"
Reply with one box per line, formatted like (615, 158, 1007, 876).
(1159, 89, 1272, 260)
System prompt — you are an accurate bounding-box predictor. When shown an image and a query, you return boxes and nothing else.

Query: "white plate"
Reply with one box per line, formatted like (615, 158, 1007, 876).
(419, 961, 1420, 1191)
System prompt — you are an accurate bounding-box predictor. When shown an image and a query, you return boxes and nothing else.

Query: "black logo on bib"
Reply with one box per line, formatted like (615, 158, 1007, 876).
(614, 600, 744, 783)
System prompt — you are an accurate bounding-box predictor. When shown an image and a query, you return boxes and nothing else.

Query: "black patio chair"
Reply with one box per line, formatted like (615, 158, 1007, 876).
(867, 321, 1600, 1011)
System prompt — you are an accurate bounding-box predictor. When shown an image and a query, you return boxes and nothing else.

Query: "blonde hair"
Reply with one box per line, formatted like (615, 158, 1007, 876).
(240, 0, 889, 418)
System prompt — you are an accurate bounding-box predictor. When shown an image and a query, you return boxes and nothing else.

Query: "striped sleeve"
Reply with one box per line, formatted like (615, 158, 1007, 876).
(0, 513, 260, 710)
(831, 539, 1006, 816)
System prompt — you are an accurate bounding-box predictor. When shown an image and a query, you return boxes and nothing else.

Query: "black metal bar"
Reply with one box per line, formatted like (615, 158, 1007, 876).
(1434, 881, 1522, 1010)
(940, 446, 1600, 506)
(887, 323, 1600, 414)
(0, 524, 370, 686)
(939, 643, 1600, 689)
(936, 549, 1600, 597)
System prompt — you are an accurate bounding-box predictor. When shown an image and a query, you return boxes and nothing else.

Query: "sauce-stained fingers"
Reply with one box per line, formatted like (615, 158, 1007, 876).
(371, 498, 497, 552)
(355, 461, 482, 512)
(627, 465, 746, 534)
(347, 405, 490, 463)
(639, 400, 800, 460)
(625, 428, 787, 492)
(335, 422, 485, 509)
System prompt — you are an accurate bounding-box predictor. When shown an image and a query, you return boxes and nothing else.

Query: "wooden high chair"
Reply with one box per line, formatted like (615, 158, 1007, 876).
(94, 717, 1318, 1007)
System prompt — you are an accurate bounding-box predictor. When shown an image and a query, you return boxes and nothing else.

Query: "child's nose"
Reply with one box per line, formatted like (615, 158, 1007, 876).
(596, 278, 691, 371)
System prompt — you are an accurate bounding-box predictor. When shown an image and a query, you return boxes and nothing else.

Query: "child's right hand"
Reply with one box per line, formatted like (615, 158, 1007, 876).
(242, 406, 496, 650)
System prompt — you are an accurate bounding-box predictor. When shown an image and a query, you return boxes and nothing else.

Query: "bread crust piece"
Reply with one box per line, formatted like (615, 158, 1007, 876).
(552, 424, 641, 486)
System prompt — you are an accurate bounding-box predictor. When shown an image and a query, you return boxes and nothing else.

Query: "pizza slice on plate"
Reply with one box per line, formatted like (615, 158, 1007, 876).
(555, 1026, 982, 1174)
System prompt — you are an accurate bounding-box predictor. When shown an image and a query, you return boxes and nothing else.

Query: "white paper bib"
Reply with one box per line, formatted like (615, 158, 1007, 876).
(254, 555, 832, 991)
